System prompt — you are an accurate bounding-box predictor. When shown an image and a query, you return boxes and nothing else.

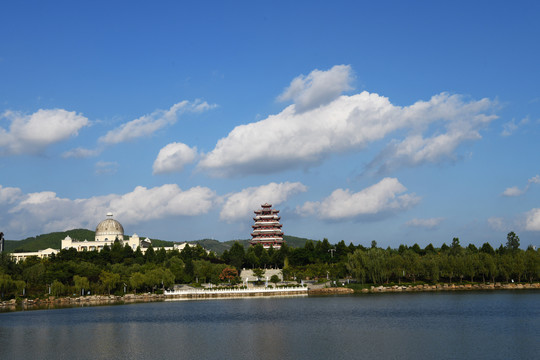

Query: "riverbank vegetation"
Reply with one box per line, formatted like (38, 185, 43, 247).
(1, 232, 538, 300)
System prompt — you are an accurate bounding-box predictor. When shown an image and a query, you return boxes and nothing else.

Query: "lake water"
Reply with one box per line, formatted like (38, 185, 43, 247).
(0, 291, 538, 359)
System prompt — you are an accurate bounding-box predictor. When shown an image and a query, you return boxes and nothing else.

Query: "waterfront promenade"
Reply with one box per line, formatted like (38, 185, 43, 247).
(164, 285, 309, 299)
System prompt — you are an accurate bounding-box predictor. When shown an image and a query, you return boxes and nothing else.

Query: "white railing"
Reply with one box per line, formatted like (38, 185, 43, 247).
(165, 286, 307, 296)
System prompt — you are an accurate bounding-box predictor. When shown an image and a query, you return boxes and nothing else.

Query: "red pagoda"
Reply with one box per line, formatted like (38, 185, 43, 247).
(250, 203, 284, 249)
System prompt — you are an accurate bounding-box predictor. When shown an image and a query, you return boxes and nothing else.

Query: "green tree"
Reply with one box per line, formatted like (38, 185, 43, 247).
(193, 260, 214, 283)
(422, 254, 440, 283)
(270, 274, 280, 285)
(0, 273, 14, 299)
(23, 262, 46, 287)
(73, 275, 90, 296)
(506, 231, 520, 251)
(50, 279, 66, 297)
(14, 280, 26, 296)
(497, 254, 512, 282)
(144, 246, 156, 263)
(100, 270, 120, 295)
(245, 247, 259, 268)
(129, 272, 146, 293)
(347, 249, 367, 284)
(167, 257, 185, 282)
(403, 250, 421, 283)
(424, 243, 436, 255)
(480, 242, 495, 255)
(450, 237, 462, 256)
(252, 268, 266, 281)
(228, 242, 246, 270)
(145, 268, 174, 291)
(511, 252, 526, 282)
(259, 250, 270, 268)
(524, 248, 539, 282)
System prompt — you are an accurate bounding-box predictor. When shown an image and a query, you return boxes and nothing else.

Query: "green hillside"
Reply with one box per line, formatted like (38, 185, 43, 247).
(3, 230, 314, 254)
(5, 229, 95, 253)
(186, 235, 313, 255)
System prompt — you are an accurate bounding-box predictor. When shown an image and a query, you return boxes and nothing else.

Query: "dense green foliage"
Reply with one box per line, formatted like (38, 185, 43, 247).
(0, 233, 538, 300)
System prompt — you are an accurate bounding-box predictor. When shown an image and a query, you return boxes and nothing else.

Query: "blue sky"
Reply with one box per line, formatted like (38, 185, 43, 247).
(1, 1, 539, 248)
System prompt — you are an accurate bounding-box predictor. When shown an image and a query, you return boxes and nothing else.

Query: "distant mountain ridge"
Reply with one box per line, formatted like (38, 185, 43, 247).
(4, 230, 314, 254)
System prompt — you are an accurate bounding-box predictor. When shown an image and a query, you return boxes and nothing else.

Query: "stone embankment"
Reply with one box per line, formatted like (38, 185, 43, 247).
(360, 282, 540, 293)
(1, 293, 165, 311)
(308, 287, 354, 295)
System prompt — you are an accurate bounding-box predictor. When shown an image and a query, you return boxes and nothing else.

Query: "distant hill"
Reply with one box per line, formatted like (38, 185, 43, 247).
(4, 229, 95, 253)
(185, 235, 313, 255)
(4, 230, 315, 254)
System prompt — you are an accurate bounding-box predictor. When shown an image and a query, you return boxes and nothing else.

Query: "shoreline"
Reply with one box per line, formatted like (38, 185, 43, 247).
(355, 281, 540, 293)
(2, 282, 539, 312)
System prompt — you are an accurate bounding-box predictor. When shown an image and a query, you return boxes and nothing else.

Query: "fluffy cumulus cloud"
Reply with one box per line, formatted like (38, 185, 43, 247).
(278, 64, 354, 113)
(406, 217, 444, 229)
(99, 100, 217, 145)
(0, 109, 89, 155)
(153, 142, 198, 174)
(525, 208, 540, 231)
(299, 178, 419, 220)
(198, 66, 497, 177)
(0, 185, 23, 205)
(502, 175, 540, 197)
(220, 182, 307, 222)
(2, 184, 216, 238)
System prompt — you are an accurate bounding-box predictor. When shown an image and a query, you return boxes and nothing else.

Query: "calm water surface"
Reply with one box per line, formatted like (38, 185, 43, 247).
(0, 291, 538, 360)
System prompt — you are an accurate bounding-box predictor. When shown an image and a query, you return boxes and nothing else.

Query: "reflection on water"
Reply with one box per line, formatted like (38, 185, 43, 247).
(0, 291, 539, 360)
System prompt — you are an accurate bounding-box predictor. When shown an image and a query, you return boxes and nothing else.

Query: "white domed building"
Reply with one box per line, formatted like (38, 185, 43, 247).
(61, 213, 152, 252)
(11, 213, 204, 262)
(95, 212, 124, 242)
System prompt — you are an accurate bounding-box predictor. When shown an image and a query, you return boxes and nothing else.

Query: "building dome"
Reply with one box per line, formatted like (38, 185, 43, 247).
(95, 213, 124, 242)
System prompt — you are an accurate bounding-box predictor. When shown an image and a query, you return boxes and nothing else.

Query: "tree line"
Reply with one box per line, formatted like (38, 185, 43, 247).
(0, 232, 538, 300)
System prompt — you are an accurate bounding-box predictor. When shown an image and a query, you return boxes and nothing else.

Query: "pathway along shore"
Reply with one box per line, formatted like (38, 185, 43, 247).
(1, 282, 539, 311)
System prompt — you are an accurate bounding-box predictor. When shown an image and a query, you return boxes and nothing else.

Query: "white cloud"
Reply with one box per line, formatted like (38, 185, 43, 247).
(502, 186, 524, 197)
(109, 185, 216, 222)
(406, 217, 444, 229)
(502, 175, 540, 197)
(95, 161, 118, 175)
(3, 184, 217, 238)
(299, 178, 419, 220)
(501, 116, 529, 136)
(367, 94, 496, 173)
(220, 182, 307, 222)
(278, 64, 354, 112)
(198, 66, 497, 177)
(62, 147, 102, 158)
(0, 109, 89, 155)
(525, 208, 540, 231)
(529, 175, 540, 184)
(0, 185, 23, 204)
(487, 217, 507, 232)
(99, 100, 217, 144)
(153, 142, 198, 174)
